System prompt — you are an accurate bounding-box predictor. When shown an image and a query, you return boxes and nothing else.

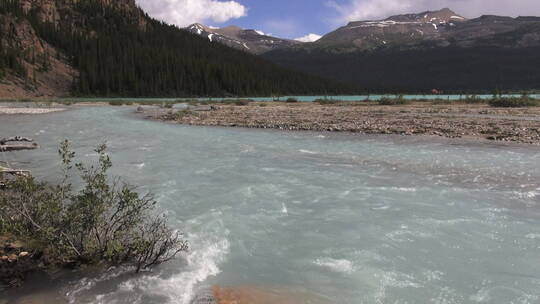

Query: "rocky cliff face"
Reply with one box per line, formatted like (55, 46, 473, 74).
(186, 23, 300, 54)
(0, 8, 75, 98)
(0, 0, 147, 98)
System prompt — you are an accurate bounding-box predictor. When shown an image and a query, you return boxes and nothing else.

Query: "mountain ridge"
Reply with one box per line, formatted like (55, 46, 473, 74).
(263, 8, 540, 92)
(185, 23, 300, 54)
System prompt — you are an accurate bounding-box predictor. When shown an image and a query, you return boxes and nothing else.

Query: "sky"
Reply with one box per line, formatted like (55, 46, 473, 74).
(136, 0, 540, 41)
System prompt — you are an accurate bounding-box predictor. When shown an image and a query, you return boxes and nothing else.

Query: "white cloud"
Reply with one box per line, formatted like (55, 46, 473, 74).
(330, 0, 540, 24)
(136, 0, 247, 27)
(295, 33, 323, 42)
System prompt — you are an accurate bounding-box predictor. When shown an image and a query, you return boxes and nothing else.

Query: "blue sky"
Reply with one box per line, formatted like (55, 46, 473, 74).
(221, 0, 345, 39)
(136, 0, 540, 40)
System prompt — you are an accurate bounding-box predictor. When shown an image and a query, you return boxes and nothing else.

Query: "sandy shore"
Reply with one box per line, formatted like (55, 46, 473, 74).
(0, 108, 65, 114)
(0, 102, 66, 115)
(143, 102, 540, 145)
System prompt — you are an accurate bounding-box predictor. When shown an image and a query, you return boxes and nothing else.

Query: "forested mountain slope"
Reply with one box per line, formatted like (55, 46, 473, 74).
(0, 0, 357, 97)
(264, 9, 540, 93)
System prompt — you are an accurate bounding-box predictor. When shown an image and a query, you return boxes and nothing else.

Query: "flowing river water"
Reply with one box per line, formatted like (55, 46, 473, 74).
(1, 106, 539, 304)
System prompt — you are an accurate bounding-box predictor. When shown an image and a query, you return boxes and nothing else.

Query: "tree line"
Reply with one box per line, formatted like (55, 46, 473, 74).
(0, 0, 358, 97)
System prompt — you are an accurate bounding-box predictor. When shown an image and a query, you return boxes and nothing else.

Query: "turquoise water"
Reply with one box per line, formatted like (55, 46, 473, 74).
(56, 94, 540, 103)
(1, 107, 539, 304)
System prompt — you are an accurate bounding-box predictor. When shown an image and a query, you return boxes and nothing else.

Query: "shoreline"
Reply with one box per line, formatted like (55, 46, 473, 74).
(0, 102, 67, 115)
(139, 101, 540, 145)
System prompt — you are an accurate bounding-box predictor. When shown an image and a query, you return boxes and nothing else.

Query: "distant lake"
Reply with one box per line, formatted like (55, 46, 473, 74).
(58, 94, 540, 103)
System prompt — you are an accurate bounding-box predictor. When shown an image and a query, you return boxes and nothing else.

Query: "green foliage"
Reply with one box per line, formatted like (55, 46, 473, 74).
(461, 95, 485, 104)
(488, 95, 539, 107)
(378, 96, 410, 105)
(109, 100, 134, 106)
(0, 141, 187, 272)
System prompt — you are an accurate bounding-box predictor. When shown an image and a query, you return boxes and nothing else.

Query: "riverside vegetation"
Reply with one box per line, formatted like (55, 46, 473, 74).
(0, 140, 187, 288)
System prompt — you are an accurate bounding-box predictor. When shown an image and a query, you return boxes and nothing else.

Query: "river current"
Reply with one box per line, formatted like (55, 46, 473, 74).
(1, 106, 539, 303)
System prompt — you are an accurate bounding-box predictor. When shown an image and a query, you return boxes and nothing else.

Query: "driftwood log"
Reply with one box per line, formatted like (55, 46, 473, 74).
(0, 137, 34, 145)
(0, 166, 30, 176)
(0, 137, 39, 152)
(0, 137, 36, 177)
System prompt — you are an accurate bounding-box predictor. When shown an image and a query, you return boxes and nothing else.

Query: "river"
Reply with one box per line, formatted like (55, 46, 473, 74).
(1, 106, 539, 303)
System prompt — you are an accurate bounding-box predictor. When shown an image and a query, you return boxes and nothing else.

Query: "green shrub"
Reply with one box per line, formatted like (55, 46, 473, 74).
(0, 141, 187, 276)
(285, 98, 299, 103)
(315, 99, 338, 105)
(378, 96, 410, 105)
(109, 100, 124, 106)
(461, 95, 485, 104)
(234, 100, 249, 106)
(488, 96, 539, 107)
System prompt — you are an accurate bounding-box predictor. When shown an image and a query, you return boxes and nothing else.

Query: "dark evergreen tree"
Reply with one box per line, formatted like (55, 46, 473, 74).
(1, 0, 359, 96)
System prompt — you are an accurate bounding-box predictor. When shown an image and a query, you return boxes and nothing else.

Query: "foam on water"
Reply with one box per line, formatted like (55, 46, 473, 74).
(313, 258, 354, 274)
(64, 234, 230, 304)
(281, 203, 288, 214)
(138, 237, 230, 304)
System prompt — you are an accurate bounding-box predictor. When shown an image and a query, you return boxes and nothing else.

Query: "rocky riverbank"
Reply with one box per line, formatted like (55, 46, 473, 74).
(142, 102, 540, 145)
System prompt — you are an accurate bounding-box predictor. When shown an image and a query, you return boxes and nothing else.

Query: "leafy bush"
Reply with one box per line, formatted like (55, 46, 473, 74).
(378, 96, 410, 105)
(109, 100, 124, 106)
(285, 98, 299, 103)
(461, 95, 485, 104)
(488, 96, 539, 107)
(0, 141, 187, 274)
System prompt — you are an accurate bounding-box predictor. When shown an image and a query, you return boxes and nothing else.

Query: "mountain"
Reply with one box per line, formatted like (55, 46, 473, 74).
(0, 0, 356, 98)
(263, 8, 540, 92)
(316, 8, 467, 51)
(185, 23, 300, 54)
